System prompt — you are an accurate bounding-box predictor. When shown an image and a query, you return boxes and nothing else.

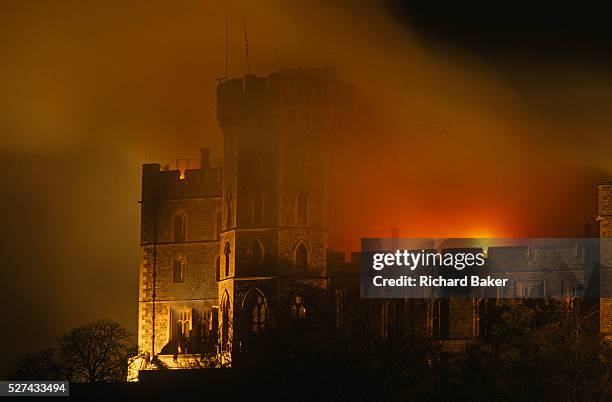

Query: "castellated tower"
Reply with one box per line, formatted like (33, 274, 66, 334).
(598, 180, 612, 337)
(138, 151, 222, 358)
(216, 67, 354, 356)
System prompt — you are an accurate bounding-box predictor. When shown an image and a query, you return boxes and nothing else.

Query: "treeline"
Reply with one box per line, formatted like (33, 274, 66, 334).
(3, 319, 136, 383)
(3, 301, 611, 401)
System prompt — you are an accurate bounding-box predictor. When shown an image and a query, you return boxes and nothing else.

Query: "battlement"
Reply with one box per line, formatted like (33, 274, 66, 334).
(216, 67, 355, 126)
(141, 147, 222, 201)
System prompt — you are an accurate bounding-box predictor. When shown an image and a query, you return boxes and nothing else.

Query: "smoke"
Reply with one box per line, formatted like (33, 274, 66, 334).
(1, 0, 611, 369)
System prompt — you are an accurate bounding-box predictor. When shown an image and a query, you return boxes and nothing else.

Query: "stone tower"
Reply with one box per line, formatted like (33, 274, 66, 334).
(138, 152, 222, 357)
(215, 67, 354, 355)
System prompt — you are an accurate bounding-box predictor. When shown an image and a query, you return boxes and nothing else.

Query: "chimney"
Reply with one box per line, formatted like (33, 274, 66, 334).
(200, 147, 210, 169)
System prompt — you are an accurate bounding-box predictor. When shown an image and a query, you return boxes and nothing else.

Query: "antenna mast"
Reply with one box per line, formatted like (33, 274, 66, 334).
(243, 18, 250, 74)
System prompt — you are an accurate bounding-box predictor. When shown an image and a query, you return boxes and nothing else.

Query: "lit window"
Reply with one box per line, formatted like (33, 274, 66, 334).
(172, 309, 192, 354)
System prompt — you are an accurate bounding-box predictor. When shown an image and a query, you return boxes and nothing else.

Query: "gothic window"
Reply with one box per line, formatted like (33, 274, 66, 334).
(224, 242, 231, 278)
(173, 258, 186, 283)
(173, 213, 186, 243)
(290, 292, 307, 323)
(249, 241, 263, 275)
(296, 191, 308, 226)
(244, 290, 267, 334)
(295, 242, 308, 270)
(216, 211, 222, 239)
(172, 309, 192, 354)
(431, 299, 450, 340)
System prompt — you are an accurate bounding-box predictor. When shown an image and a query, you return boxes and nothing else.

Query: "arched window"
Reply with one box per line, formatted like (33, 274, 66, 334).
(249, 241, 263, 275)
(173, 258, 186, 283)
(295, 242, 308, 270)
(290, 292, 307, 323)
(174, 213, 186, 243)
(296, 191, 308, 226)
(172, 309, 191, 354)
(224, 242, 231, 278)
(243, 289, 267, 334)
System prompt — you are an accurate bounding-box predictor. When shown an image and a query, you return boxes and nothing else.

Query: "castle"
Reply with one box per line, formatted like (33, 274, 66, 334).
(135, 67, 612, 372)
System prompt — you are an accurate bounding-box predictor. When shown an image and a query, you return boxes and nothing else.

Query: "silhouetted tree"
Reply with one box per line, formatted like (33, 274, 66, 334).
(5, 319, 137, 382)
(60, 319, 137, 382)
(462, 300, 612, 402)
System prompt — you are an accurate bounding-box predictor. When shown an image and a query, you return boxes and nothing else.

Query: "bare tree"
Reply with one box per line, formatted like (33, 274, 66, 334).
(60, 319, 136, 383)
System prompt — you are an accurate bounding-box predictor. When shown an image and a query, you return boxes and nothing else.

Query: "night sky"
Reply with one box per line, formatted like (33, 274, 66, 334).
(1, 1, 611, 370)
